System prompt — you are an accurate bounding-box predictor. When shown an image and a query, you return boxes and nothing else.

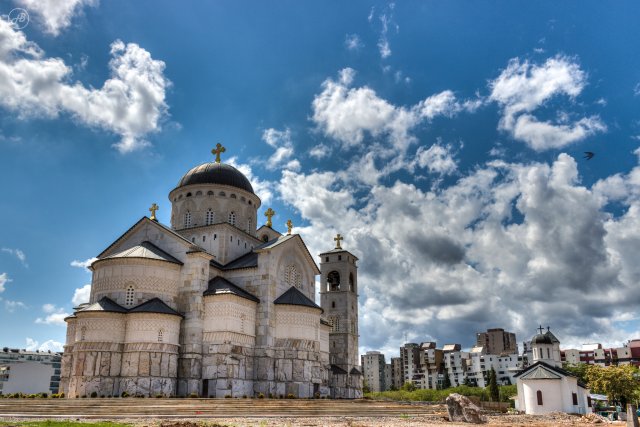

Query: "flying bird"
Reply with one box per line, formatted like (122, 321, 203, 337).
(584, 151, 595, 160)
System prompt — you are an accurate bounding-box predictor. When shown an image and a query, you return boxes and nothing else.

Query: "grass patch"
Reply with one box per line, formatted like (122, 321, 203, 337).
(365, 384, 517, 403)
(5, 421, 134, 427)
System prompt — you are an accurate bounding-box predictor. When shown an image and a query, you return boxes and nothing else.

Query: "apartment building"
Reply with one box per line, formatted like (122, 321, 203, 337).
(0, 348, 62, 395)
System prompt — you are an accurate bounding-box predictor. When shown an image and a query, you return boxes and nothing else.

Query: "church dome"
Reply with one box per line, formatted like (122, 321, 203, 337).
(176, 162, 254, 194)
(531, 333, 553, 345)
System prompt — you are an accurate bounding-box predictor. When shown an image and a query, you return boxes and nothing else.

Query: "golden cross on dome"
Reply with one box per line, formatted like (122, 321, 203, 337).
(334, 233, 343, 250)
(265, 208, 275, 227)
(212, 143, 226, 163)
(286, 219, 293, 235)
(149, 203, 159, 221)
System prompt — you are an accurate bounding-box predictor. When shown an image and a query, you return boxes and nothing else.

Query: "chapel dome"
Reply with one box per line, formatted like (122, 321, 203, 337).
(531, 333, 553, 345)
(176, 162, 254, 194)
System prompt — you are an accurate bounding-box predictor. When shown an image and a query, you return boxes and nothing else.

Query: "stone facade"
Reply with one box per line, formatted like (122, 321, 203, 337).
(60, 158, 362, 398)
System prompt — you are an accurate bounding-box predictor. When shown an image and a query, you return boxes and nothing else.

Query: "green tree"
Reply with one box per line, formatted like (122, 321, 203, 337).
(488, 367, 500, 402)
(563, 363, 589, 384)
(401, 381, 416, 392)
(442, 373, 452, 390)
(463, 376, 474, 387)
(585, 364, 640, 409)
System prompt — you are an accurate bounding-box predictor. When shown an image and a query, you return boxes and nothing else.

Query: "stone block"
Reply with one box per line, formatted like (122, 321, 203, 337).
(285, 350, 297, 359)
(138, 352, 150, 376)
(168, 354, 178, 378)
(150, 353, 161, 377)
(292, 359, 305, 381)
(83, 352, 96, 376)
(160, 353, 170, 377)
(99, 352, 111, 376)
(275, 359, 292, 381)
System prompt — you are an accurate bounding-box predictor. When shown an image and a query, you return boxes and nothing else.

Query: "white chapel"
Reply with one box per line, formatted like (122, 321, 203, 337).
(59, 145, 362, 399)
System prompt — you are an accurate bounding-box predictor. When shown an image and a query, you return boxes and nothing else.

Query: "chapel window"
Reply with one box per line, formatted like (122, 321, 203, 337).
(332, 316, 340, 332)
(80, 326, 87, 341)
(262, 234, 269, 243)
(332, 301, 335, 308)
(219, 191, 226, 197)
(203, 236, 206, 242)
(206, 209, 214, 225)
(207, 191, 214, 196)
(572, 392, 578, 405)
(228, 211, 236, 226)
(125, 285, 135, 306)
(158, 329, 164, 343)
(184, 211, 192, 228)
(230, 194, 237, 199)
(195, 191, 202, 196)
(186, 192, 192, 197)
(248, 200, 252, 205)
(537, 390, 543, 406)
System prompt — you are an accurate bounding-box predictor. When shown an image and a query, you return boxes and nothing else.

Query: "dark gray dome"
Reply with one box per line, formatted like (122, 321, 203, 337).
(531, 333, 553, 345)
(176, 162, 254, 194)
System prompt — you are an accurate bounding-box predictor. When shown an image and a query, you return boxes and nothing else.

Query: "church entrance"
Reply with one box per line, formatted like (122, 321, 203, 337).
(202, 379, 209, 397)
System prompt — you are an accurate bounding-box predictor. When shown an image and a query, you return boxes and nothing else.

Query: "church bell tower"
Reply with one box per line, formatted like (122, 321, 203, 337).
(320, 234, 359, 371)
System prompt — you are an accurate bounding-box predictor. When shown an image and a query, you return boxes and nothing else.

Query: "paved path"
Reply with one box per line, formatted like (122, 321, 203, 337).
(0, 398, 447, 419)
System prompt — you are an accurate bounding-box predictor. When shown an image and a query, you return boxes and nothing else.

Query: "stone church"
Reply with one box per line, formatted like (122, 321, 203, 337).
(59, 146, 362, 399)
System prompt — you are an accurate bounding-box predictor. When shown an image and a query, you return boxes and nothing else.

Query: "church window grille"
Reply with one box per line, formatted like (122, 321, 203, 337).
(184, 211, 192, 228)
(332, 317, 340, 332)
(230, 194, 237, 199)
(80, 326, 86, 341)
(125, 286, 135, 306)
(228, 211, 236, 226)
(158, 329, 164, 343)
(206, 209, 214, 225)
(536, 390, 543, 405)
(246, 218, 252, 232)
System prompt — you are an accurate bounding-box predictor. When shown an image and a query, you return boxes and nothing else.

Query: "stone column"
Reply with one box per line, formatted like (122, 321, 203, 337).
(176, 249, 212, 396)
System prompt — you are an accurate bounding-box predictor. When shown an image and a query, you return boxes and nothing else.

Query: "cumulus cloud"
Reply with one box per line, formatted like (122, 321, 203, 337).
(261, 128, 298, 171)
(0, 20, 170, 153)
(0, 272, 11, 293)
(489, 56, 606, 150)
(70, 257, 97, 272)
(25, 337, 64, 352)
(344, 34, 363, 51)
(1, 247, 27, 267)
(72, 284, 91, 306)
(278, 149, 640, 353)
(35, 304, 69, 325)
(415, 143, 458, 175)
(17, 0, 98, 36)
(227, 156, 273, 205)
(4, 299, 27, 312)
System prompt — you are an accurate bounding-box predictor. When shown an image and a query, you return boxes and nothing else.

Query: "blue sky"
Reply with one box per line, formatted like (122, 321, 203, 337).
(2, 0, 640, 357)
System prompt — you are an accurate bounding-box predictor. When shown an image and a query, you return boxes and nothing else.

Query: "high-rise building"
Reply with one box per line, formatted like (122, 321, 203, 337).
(475, 328, 517, 355)
(361, 351, 386, 392)
(0, 348, 62, 395)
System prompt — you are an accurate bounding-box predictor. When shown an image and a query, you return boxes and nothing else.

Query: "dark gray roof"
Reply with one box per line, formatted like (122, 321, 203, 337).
(255, 234, 296, 250)
(78, 297, 127, 313)
(204, 276, 260, 302)
(531, 333, 553, 344)
(128, 298, 183, 317)
(514, 361, 587, 388)
(350, 367, 362, 375)
(319, 248, 359, 260)
(330, 365, 348, 374)
(103, 241, 182, 264)
(176, 162, 254, 194)
(223, 251, 259, 270)
(274, 286, 322, 311)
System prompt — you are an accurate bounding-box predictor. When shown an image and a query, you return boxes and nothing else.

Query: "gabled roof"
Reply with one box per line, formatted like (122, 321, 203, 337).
(514, 361, 587, 388)
(255, 234, 320, 275)
(102, 241, 182, 265)
(128, 297, 183, 317)
(319, 248, 359, 260)
(274, 286, 322, 311)
(223, 251, 259, 270)
(204, 276, 260, 303)
(98, 217, 197, 259)
(77, 297, 127, 313)
(330, 364, 348, 374)
(350, 367, 362, 375)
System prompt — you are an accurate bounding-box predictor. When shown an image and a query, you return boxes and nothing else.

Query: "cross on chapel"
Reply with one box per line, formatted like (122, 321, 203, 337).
(537, 325, 544, 334)
(265, 208, 275, 227)
(334, 233, 343, 250)
(212, 143, 226, 163)
(149, 203, 159, 221)
(286, 219, 293, 235)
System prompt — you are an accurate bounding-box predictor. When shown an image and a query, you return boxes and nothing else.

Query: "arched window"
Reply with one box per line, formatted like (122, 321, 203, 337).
(328, 271, 340, 291)
(332, 301, 335, 308)
(228, 211, 236, 226)
(195, 191, 202, 196)
(349, 273, 354, 292)
(158, 329, 164, 343)
(219, 191, 226, 197)
(572, 392, 578, 405)
(206, 209, 214, 225)
(186, 192, 192, 197)
(125, 285, 135, 306)
(184, 211, 192, 228)
(207, 191, 214, 196)
(261, 234, 269, 242)
(230, 194, 237, 199)
(246, 218, 252, 232)
(80, 326, 87, 341)
(332, 316, 340, 332)
(547, 348, 550, 359)
(537, 390, 543, 406)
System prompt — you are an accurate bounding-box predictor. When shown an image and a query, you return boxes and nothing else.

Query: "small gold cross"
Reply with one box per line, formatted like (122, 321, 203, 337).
(286, 219, 293, 235)
(149, 203, 159, 221)
(265, 208, 275, 227)
(212, 143, 226, 163)
(334, 233, 343, 249)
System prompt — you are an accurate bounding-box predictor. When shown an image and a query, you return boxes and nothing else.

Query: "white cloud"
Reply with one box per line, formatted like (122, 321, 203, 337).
(0, 20, 170, 153)
(0, 272, 11, 293)
(344, 34, 362, 51)
(70, 257, 97, 272)
(35, 304, 69, 325)
(72, 284, 91, 306)
(4, 300, 27, 312)
(377, 10, 394, 59)
(261, 128, 297, 170)
(309, 143, 331, 159)
(489, 56, 606, 150)
(25, 338, 64, 352)
(17, 0, 98, 36)
(227, 156, 273, 205)
(1, 248, 27, 267)
(415, 143, 458, 175)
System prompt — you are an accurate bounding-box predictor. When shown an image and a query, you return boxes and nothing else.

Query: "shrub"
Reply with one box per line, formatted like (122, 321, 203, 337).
(268, 393, 273, 399)
(279, 394, 284, 399)
(188, 392, 199, 398)
(28, 394, 36, 399)
(121, 391, 129, 398)
(257, 393, 265, 399)
(242, 395, 247, 399)
(314, 392, 320, 399)
(59, 393, 64, 398)
(39, 393, 48, 398)
(156, 394, 164, 398)
(286, 393, 295, 399)
(224, 394, 231, 399)
(90, 391, 98, 398)
(81, 395, 87, 398)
